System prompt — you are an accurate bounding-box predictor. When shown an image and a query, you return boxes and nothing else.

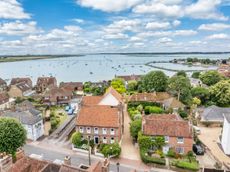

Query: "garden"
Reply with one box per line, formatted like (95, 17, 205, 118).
(71, 132, 121, 158)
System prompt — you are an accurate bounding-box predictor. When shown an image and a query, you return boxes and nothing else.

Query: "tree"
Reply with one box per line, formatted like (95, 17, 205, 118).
(101, 143, 121, 158)
(127, 80, 138, 92)
(0, 117, 26, 155)
(199, 70, 223, 86)
(71, 132, 82, 147)
(191, 71, 200, 79)
(209, 80, 230, 107)
(130, 119, 142, 140)
(140, 71, 168, 92)
(111, 78, 126, 94)
(153, 136, 165, 150)
(168, 75, 192, 104)
(176, 71, 187, 77)
(191, 87, 210, 104)
(192, 97, 201, 106)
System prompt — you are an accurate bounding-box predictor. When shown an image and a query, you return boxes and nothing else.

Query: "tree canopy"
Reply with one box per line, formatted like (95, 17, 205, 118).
(176, 71, 187, 77)
(111, 78, 126, 94)
(168, 75, 192, 104)
(71, 132, 82, 147)
(199, 70, 223, 86)
(140, 71, 168, 92)
(0, 117, 26, 155)
(191, 87, 210, 104)
(209, 80, 230, 107)
(130, 119, 142, 140)
(127, 80, 138, 92)
(191, 71, 200, 79)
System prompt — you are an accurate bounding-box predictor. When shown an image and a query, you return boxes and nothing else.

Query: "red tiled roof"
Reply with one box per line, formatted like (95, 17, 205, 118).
(0, 92, 9, 105)
(37, 77, 57, 85)
(60, 82, 83, 91)
(116, 75, 142, 81)
(77, 105, 120, 128)
(143, 114, 192, 138)
(10, 78, 32, 87)
(129, 92, 171, 102)
(82, 96, 102, 105)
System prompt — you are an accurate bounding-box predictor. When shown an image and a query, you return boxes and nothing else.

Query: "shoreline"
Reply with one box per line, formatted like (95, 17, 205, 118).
(0, 55, 84, 63)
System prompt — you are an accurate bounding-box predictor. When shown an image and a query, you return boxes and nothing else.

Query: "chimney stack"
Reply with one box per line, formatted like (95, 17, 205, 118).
(64, 156, 71, 166)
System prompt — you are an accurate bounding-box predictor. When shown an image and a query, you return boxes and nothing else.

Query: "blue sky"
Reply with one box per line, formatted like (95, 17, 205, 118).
(0, 0, 230, 54)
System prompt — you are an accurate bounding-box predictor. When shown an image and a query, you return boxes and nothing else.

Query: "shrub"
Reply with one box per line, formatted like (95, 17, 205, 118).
(167, 148, 176, 158)
(101, 143, 121, 158)
(128, 102, 161, 109)
(71, 132, 82, 147)
(130, 119, 142, 140)
(140, 148, 166, 165)
(138, 132, 152, 149)
(174, 160, 199, 171)
(144, 106, 164, 114)
(178, 109, 188, 119)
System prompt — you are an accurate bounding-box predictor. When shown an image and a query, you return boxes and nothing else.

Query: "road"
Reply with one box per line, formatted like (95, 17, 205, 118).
(24, 144, 141, 172)
(23, 144, 174, 172)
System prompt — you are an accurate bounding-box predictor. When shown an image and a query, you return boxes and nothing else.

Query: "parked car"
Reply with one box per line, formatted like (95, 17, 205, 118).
(193, 126, 201, 135)
(193, 144, 205, 155)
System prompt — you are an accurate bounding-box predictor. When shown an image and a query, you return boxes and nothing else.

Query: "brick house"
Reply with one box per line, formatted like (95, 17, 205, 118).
(36, 77, 57, 93)
(8, 82, 34, 98)
(76, 87, 123, 144)
(0, 92, 12, 111)
(142, 114, 193, 154)
(59, 82, 83, 95)
(76, 105, 122, 144)
(43, 87, 73, 105)
(0, 78, 7, 92)
(10, 77, 33, 88)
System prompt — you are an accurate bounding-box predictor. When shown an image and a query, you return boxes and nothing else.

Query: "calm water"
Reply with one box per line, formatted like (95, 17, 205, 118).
(0, 53, 229, 84)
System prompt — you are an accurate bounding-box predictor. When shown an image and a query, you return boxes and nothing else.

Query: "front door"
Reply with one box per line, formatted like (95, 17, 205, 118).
(94, 136, 99, 144)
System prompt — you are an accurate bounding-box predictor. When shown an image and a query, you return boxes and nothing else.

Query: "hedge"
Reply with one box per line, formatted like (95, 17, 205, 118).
(140, 148, 166, 165)
(128, 101, 161, 109)
(173, 160, 199, 171)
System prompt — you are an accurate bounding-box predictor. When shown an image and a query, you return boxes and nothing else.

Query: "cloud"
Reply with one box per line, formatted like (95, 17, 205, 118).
(72, 18, 85, 24)
(0, 21, 42, 36)
(76, 0, 143, 12)
(172, 20, 181, 27)
(198, 23, 230, 31)
(185, 0, 228, 21)
(206, 33, 229, 40)
(133, 2, 182, 17)
(145, 22, 170, 30)
(0, 0, 30, 19)
(158, 37, 172, 43)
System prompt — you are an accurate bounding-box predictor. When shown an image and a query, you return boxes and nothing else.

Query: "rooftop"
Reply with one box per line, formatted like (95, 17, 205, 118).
(77, 105, 120, 128)
(143, 114, 192, 138)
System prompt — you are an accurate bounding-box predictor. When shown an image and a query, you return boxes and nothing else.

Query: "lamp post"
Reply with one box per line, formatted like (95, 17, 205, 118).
(88, 136, 91, 165)
(116, 162, 120, 172)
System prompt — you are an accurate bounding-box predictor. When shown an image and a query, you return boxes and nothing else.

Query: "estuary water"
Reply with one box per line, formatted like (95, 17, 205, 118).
(0, 53, 229, 84)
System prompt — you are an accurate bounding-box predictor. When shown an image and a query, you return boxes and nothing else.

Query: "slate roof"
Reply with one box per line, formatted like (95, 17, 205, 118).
(143, 114, 193, 138)
(201, 105, 230, 122)
(15, 82, 31, 92)
(10, 77, 32, 87)
(77, 105, 120, 128)
(2, 109, 42, 125)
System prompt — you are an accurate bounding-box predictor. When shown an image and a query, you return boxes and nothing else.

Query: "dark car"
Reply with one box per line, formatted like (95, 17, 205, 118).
(193, 144, 205, 155)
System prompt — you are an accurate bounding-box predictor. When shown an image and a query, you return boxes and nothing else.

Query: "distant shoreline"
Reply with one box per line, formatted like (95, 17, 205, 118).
(0, 55, 84, 63)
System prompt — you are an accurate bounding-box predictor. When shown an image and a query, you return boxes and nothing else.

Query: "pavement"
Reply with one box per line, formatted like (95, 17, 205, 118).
(120, 104, 140, 160)
(24, 143, 175, 172)
(198, 126, 230, 166)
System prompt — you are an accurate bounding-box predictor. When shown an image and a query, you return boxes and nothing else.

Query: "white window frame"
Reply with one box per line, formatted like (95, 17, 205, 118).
(103, 137, 107, 144)
(79, 127, 84, 133)
(110, 128, 115, 135)
(177, 137, 184, 144)
(176, 147, 184, 154)
(94, 127, 98, 134)
(164, 136, 169, 143)
(102, 128, 107, 135)
(87, 127, 91, 134)
(110, 137, 115, 144)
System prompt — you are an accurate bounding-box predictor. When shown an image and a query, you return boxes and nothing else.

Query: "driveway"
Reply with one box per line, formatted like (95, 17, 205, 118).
(120, 104, 140, 160)
(198, 126, 230, 166)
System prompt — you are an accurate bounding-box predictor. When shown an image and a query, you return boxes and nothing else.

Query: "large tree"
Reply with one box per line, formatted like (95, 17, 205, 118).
(199, 70, 223, 86)
(140, 71, 168, 92)
(209, 80, 230, 107)
(168, 75, 192, 104)
(130, 119, 142, 140)
(0, 117, 26, 155)
(191, 87, 210, 104)
(111, 78, 126, 94)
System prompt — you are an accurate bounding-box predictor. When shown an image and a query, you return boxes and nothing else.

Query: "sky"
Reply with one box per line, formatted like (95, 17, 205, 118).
(0, 0, 230, 54)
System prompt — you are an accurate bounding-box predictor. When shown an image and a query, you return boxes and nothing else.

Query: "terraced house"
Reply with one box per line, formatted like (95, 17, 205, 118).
(76, 87, 123, 144)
